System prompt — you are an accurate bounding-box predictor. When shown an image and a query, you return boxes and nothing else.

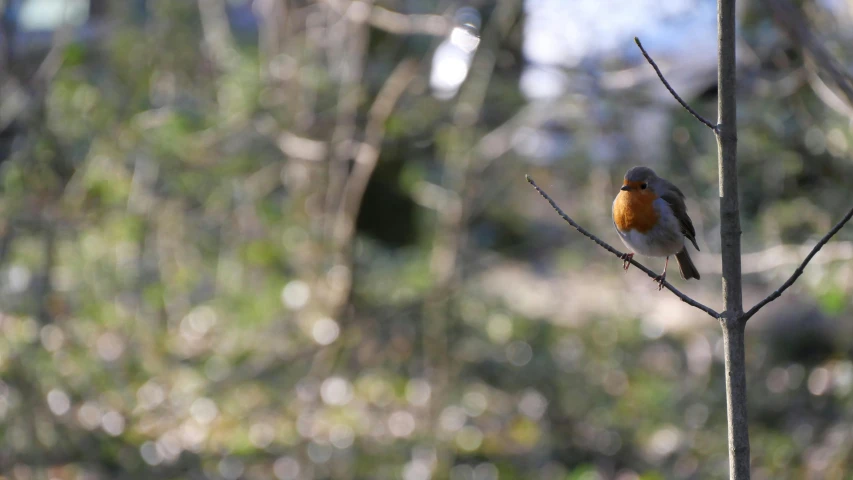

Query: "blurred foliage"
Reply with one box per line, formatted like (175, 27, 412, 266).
(0, 0, 851, 479)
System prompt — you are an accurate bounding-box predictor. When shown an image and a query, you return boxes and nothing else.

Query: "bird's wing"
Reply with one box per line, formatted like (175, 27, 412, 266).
(658, 180, 700, 251)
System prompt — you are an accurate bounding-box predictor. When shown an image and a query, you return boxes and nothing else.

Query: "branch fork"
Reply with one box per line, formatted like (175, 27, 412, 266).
(634, 37, 718, 132)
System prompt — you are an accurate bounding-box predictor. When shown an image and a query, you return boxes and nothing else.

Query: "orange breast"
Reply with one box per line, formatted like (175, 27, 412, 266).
(613, 191, 659, 233)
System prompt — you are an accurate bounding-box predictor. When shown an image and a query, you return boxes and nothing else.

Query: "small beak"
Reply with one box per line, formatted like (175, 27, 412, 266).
(620, 185, 630, 191)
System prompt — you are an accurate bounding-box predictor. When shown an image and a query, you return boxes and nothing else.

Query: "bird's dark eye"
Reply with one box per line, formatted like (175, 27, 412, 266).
(640, 183, 648, 190)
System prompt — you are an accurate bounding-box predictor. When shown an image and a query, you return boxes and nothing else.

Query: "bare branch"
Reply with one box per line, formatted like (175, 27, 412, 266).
(633, 37, 718, 132)
(526, 175, 720, 319)
(324, 0, 371, 240)
(333, 59, 420, 247)
(743, 205, 853, 322)
(369, 6, 452, 36)
(424, 1, 522, 450)
(764, 0, 853, 110)
(277, 131, 328, 161)
(806, 69, 853, 118)
(322, 0, 451, 36)
(197, 0, 240, 71)
(325, 58, 419, 319)
(32, 24, 73, 89)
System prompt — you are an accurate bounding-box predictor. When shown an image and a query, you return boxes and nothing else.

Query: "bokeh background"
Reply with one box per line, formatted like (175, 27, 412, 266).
(0, 0, 852, 479)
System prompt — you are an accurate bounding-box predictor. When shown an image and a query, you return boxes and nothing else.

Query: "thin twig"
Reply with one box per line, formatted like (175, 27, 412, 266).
(634, 37, 718, 132)
(526, 175, 720, 319)
(743, 205, 853, 322)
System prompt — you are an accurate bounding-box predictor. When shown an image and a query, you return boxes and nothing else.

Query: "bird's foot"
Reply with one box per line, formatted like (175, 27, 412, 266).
(621, 253, 634, 271)
(654, 272, 666, 290)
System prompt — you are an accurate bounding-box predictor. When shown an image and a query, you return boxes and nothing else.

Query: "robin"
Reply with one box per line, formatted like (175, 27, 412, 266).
(612, 166, 700, 289)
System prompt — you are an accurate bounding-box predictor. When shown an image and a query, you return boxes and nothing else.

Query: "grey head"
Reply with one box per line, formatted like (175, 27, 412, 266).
(620, 166, 662, 192)
(623, 166, 659, 184)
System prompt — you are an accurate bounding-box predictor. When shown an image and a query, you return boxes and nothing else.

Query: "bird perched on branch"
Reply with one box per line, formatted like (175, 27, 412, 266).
(612, 166, 700, 289)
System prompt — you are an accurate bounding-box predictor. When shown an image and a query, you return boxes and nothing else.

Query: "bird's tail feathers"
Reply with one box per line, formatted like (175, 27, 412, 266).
(675, 248, 700, 280)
